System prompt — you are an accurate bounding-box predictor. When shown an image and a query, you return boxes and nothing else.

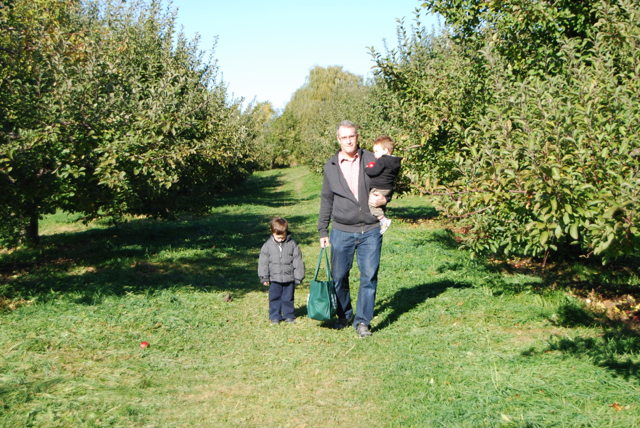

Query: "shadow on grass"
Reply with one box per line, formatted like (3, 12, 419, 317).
(294, 304, 308, 320)
(530, 301, 640, 380)
(373, 279, 472, 332)
(545, 329, 640, 381)
(0, 172, 318, 304)
(476, 249, 640, 297)
(388, 205, 439, 223)
(413, 228, 460, 251)
(542, 258, 640, 297)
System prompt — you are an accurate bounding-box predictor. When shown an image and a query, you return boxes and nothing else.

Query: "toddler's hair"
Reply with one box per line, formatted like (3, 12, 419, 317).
(270, 217, 288, 235)
(373, 136, 394, 155)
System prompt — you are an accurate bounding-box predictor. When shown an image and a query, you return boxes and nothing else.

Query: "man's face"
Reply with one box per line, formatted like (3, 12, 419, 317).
(337, 126, 358, 157)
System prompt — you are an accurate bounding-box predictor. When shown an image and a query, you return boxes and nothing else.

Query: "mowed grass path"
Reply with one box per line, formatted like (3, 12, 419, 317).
(1, 167, 639, 427)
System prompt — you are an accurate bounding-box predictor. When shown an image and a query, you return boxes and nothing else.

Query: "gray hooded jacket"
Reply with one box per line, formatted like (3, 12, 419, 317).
(258, 234, 305, 285)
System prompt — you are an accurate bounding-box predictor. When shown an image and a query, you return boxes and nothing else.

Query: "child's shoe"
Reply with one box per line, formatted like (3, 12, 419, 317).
(380, 218, 392, 234)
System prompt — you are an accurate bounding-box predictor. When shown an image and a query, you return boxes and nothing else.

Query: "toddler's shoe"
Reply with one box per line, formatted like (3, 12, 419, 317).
(333, 318, 349, 330)
(285, 318, 296, 324)
(380, 218, 392, 234)
(270, 319, 280, 325)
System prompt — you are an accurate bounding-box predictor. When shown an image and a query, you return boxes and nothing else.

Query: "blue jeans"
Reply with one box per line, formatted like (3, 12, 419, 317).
(330, 228, 382, 328)
(269, 281, 295, 321)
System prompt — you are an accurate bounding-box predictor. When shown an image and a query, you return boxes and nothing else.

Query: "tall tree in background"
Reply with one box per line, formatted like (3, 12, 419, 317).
(241, 101, 284, 170)
(272, 65, 372, 172)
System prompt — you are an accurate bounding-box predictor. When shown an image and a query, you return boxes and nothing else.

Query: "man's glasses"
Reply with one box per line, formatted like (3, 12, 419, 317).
(339, 135, 358, 142)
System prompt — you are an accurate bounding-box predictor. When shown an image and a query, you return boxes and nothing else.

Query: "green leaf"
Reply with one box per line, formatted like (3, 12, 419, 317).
(570, 223, 579, 240)
(540, 231, 549, 246)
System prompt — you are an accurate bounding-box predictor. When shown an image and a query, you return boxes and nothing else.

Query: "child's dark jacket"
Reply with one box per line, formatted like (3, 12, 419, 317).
(258, 234, 305, 285)
(364, 155, 402, 190)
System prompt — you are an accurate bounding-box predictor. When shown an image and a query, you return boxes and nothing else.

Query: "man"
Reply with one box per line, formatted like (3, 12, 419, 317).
(318, 120, 387, 337)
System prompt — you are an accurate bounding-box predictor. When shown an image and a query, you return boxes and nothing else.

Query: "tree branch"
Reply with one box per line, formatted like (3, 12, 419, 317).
(0, 47, 16, 55)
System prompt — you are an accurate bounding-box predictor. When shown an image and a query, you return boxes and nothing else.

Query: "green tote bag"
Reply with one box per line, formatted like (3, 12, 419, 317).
(307, 247, 338, 321)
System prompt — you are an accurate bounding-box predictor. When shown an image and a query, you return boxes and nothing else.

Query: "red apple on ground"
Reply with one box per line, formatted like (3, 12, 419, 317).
(367, 162, 375, 168)
(140, 341, 149, 349)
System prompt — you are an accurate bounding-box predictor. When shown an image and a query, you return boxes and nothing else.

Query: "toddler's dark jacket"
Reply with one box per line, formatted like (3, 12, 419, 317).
(364, 154, 402, 190)
(258, 234, 305, 285)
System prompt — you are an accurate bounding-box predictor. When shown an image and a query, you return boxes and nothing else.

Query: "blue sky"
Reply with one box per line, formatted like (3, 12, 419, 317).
(169, 0, 437, 110)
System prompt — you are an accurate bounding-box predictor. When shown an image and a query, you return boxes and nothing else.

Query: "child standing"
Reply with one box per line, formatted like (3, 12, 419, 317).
(258, 217, 305, 324)
(364, 136, 402, 234)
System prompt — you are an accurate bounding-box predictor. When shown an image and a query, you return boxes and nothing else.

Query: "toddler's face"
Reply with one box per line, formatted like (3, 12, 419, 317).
(273, 233, 287, 242)
(373, 144, 389, 159)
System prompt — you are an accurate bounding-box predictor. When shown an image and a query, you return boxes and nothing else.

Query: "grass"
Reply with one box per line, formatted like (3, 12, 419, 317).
(1, 166, 639, 427)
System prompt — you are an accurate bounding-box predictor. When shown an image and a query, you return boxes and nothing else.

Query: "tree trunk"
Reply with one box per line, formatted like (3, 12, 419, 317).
(26, 211, 40, 245)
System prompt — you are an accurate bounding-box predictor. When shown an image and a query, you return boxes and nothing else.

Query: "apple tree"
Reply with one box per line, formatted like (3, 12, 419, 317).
(440, 0, 640, 264)
(0, 0, 258, 246)
(371, 0, 639, 263)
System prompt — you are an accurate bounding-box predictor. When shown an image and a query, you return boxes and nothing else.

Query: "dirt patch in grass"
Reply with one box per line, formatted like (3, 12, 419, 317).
(42, 224, 88, 235)
(573, 292, 640, 332)
(0, 296, 33, 311)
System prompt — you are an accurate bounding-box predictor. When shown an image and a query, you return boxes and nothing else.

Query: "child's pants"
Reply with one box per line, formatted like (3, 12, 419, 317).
(369, 188, 392, 218)
(269, 281, 295, 321)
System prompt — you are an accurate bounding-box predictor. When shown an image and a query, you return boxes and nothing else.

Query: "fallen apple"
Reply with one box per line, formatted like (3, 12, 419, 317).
(140, 341, 150, 349)
(367, 162, 376, 168)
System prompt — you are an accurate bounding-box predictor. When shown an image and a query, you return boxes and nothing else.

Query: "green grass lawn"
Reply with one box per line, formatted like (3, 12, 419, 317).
(1, 166, 639, 427)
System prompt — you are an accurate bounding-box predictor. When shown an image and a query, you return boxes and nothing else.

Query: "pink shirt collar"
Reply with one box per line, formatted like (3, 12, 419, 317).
(338, 150, 359, 163)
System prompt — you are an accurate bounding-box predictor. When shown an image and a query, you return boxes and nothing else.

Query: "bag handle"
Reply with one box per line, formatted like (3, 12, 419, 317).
(312, 247, 331, 281)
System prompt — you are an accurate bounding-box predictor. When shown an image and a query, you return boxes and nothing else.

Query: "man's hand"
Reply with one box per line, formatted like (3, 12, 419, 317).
(320, 237, 330, 248)
(369, 191, 387, 208)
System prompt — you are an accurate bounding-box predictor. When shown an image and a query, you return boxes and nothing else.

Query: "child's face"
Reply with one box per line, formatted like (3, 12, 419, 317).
(373, 144, 389, 159)
(273, 233, 287, 242)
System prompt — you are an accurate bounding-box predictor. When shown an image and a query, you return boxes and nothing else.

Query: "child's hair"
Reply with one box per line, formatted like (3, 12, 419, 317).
(373, 136, 394, 155)
(270, 217, 289, 235)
